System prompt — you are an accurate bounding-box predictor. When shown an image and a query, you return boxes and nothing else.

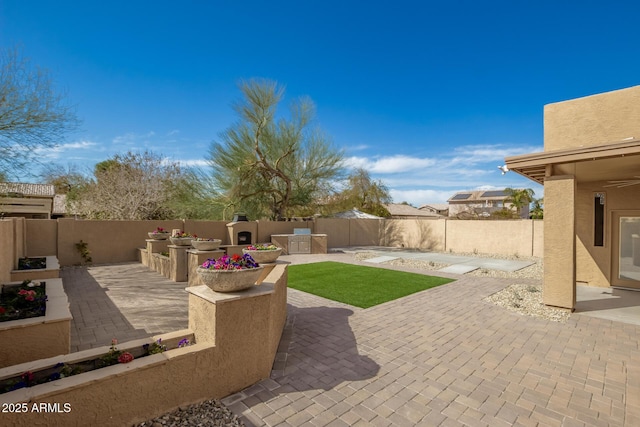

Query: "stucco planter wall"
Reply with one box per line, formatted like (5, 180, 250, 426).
(0, 278, 71, 369)
(10, 256, 60, 282)
(0, 263, 288, 426)
(138, 248, 149, 266)
(149, 253, 170, 278)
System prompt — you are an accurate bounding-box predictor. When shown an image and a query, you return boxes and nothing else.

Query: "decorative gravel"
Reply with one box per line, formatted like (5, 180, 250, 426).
(135, 399, 244, 427)
(484, 284, 571, 323)
(355, 251, 543, 280)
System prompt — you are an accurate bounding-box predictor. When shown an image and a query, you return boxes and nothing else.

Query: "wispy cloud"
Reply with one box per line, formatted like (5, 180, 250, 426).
(344, 143, 543, 204)
(344, 154, 436, 173)
(449, 144, 542, 165)
(175, 159, 209, 168)
(34, 140, 98, 159)
(389, 189, 458, 205)
(112, 131, 156, 145)
(347, 144, 370, 152)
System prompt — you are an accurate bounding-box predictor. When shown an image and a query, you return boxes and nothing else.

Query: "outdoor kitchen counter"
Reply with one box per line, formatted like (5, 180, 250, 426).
(270, 233, 327, 255)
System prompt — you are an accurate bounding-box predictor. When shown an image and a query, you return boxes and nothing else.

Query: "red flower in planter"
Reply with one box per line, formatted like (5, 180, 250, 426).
(21, 371, 34, 383)
(0, 307, 5, 315)
(118, 352, 134, 364)
(18, 289, 37, 301)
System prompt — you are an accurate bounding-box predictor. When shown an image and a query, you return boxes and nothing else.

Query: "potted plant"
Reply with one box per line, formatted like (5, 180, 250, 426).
(148, 227, 170, 240)
(242, 243, 283, 263)
(196, 254, 263, 292)
(191, 237, 222, 251)
(170, 231, 195, 246)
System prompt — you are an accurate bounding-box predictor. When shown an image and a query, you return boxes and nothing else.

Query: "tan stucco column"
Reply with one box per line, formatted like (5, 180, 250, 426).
(543, 175, 576, 310)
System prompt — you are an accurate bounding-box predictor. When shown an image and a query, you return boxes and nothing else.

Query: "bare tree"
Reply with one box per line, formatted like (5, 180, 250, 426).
(74, 151, 182, 220)
(0, 47, 79, 177)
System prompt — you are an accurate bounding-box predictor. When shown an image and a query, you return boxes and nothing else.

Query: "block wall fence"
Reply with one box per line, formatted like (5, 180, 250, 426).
(8, 217, 544, 268)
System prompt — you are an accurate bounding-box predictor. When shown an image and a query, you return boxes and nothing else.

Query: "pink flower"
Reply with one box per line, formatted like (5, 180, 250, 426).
(118, 352, 134, 364)
(21, 371, 34, 382)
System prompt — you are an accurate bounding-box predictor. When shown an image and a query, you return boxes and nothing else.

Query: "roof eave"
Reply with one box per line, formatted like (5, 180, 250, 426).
(505, 139, 640, 184)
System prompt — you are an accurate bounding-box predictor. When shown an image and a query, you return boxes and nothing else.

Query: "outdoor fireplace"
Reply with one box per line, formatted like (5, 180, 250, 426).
(226, 219, 258, 245)
(237, 231, 252, 245)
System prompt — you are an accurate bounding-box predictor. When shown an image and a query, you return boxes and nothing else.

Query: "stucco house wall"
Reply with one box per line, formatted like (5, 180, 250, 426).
(508, 85, 640, 308)
(544, 85, 640, 151)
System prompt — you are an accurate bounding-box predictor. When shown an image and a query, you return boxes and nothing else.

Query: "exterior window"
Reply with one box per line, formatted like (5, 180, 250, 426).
(594, 193, 605, 247)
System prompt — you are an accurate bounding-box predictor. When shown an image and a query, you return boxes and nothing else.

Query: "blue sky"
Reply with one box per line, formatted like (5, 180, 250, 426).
(2, 1, 639, 205)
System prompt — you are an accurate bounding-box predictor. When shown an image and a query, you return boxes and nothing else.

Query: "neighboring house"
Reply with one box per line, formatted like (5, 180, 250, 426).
(384, 203, 442, 219)
(0, 182, 56, 219)
(505, 85, 640, 311)
(446, 189, 530, 218)
(419, 203, 449, 216)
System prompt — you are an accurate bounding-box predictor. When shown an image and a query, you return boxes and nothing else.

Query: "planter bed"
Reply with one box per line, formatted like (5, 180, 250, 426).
(10, 256, 60, 281)
(0, 279, 71, 369)
(0, 331, 195, 394)
(1, 281, 46, 322)
(0, 331, 209, 426)
(18, 257, 46, 270)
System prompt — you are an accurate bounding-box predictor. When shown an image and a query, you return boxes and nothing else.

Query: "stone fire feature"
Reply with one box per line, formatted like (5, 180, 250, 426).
(226, 221, 258, 245)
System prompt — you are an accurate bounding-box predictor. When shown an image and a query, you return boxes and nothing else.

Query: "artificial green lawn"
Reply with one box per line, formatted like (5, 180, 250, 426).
(287, 261, 454, 308)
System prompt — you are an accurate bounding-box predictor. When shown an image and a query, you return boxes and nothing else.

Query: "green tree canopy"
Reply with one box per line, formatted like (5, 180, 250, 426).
(208, 79, 344, 220)
(327, 168, 392, 218)
(504, 187, 535, 217)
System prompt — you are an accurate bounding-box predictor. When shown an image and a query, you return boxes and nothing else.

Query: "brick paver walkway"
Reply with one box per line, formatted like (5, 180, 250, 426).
(223, 271, 640, 426)
(61, 263, 188, 352)
(61, 255, 640, 426)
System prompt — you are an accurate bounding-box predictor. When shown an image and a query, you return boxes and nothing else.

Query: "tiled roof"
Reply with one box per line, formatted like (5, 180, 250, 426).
(0, 182, 55, 197)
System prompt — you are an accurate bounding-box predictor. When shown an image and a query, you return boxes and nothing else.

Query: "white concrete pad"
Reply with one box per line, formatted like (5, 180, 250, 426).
(364, 256, 399, 264)
(460, 259, 534, 272)
(411, 253, 475, 264)
(575, 286, 640, 326)
(438, 264, 479, 274)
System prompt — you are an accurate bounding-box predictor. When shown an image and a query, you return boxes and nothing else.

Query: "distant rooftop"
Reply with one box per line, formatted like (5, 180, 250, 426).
(385, 203, 441, 218)
(0, 182, 55, 197)
(447, 189, 514, 203)
(419, 203, 449, 211)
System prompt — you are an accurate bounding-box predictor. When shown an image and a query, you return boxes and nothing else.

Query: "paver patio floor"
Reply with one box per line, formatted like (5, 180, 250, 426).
(61, 254, 640, 426)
